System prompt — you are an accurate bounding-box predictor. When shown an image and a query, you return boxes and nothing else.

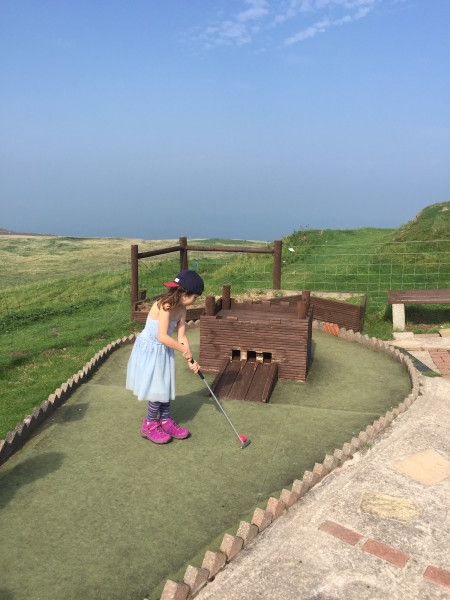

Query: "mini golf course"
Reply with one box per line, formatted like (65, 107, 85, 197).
(0, 328, 411, 600)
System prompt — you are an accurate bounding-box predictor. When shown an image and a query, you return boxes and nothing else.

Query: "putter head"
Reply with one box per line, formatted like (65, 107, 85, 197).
(240, 438, 251, 449)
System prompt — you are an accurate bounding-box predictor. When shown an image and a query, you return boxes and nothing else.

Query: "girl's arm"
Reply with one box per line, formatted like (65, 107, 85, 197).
(177, 311, 200, 373)
(177, 312, 190, 351)
(158, 306, 188, 356)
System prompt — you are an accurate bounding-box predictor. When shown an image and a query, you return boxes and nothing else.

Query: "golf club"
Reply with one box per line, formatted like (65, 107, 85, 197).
(191, 360, 251, 449)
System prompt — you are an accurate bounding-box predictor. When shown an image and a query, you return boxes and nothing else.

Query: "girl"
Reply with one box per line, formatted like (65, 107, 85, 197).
(126, 270, 204, 444)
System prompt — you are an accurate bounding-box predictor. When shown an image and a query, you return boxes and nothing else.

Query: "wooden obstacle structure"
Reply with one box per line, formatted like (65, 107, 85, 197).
(200, 285, 313, 402)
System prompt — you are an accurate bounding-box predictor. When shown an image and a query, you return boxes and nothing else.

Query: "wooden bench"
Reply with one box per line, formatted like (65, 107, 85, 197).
(387, 289, 450, 331)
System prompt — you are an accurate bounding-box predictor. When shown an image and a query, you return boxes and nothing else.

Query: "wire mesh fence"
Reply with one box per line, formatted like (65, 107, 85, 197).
(137, 240, 450, 311)
(137, 250, 276, 298)
(281, 241, 450, 309)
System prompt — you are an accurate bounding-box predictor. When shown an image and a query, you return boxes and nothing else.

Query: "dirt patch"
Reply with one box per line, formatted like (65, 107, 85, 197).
(86, 335, 109, 343)
(42, 349, 57, 356)
(9, 351, 28, 358)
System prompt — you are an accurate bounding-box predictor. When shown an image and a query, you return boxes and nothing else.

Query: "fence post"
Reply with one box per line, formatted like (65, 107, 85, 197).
(205, 295, 216, 316)
(131, 244, 139, 316)
(297, 301, 308, 319)
(359, 294, 367, 332)
(273, 240, 282, 290)
(222, 284, 231, 310)
(180, 236, 188, 271)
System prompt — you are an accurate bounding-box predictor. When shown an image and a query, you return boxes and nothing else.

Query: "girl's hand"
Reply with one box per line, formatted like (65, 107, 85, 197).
(182, 348, 193, 361)
(188, 359, 200, 374)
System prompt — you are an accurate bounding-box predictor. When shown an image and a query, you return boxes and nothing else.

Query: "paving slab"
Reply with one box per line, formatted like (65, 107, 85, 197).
(392, 449, 450, 486)
(359, 492, 419, 522)
(196, 377, 450, 600)
(428, 349, 450, 378)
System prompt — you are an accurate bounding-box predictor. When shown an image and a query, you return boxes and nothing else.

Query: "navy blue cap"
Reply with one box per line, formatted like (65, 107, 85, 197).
(164, 270, 204, 295)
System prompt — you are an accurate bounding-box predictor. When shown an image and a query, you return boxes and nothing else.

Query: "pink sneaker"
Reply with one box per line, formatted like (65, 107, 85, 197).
(141, 419, 172, 444)
(160, 418, 190, 439)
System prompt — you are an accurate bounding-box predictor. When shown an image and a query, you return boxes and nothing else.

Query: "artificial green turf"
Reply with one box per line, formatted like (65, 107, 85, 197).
(0, 329, 410, 600)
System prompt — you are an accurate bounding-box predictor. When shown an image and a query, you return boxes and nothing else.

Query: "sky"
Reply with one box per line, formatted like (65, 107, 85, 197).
(1, 0, 449, 241)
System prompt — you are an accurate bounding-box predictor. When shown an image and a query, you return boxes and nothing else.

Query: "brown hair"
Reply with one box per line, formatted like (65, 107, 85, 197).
(157, 287, 193, 312)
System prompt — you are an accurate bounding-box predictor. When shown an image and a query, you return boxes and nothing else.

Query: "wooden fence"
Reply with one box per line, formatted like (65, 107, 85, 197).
(269, 293, 367, 332)
(131, 236, 282, 323)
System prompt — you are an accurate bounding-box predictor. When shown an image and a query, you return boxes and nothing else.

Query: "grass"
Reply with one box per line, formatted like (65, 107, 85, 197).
(1, 206, 449, 438)
(0, 264, 135, 436)
(0, 234, 179, 287)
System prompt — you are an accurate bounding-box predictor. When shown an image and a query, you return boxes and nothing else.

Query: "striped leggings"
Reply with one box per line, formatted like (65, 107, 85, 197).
(146, 401, 170, 422)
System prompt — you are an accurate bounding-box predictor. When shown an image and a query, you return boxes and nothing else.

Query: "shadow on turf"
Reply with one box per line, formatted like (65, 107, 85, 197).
(0, 588, 14, 599)
(170, 390, 208, 425)
(0, 452, 64, 509)
(58, 402, 89, 424)
(310, 339, 317, 361)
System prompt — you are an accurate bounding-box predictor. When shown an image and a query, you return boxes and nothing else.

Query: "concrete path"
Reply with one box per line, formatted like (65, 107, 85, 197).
(195, 336, 450, 600)
(387, 331, 450, 378)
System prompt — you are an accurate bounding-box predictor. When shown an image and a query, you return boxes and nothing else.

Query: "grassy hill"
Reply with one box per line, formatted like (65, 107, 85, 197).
(390, 202, 450, 243)
(373, 201, 450, 259)
(281, 227, 394, 266)
(281, 201, 449, 264)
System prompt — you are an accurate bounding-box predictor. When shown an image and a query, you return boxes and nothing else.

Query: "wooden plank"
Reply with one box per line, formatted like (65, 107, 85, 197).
(213, 360, 242, 398)
(138, 245, 181, 259)
(186, 306, 206, 320)
(210, 358, 232, 394)
(245, 362, 278, 402)
(228, 361, 257, 400)
(388, 289, 450, 304)
(311, 297, 363, 331)
(201, 317, 309, 332)
(218, 308, 300, 322)
(261, 363, 279, 401)
(269, 294, 364, 331)
(133, 304, 205, 323)
(186, 244, 273, 254)
(131, 310, 148, 324)
(230, 303, 298, 314)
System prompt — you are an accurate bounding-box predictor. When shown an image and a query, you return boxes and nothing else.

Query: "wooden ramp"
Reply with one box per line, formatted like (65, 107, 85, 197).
(210, 358, 278, 403)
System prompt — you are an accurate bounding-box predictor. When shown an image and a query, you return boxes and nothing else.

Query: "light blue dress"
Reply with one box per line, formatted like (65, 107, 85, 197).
(126, 315, 179, 402)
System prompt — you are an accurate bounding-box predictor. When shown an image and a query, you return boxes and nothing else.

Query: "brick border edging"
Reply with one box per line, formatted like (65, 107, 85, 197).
(318, 519, 450, 588)
(157, 321, 423, 600)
